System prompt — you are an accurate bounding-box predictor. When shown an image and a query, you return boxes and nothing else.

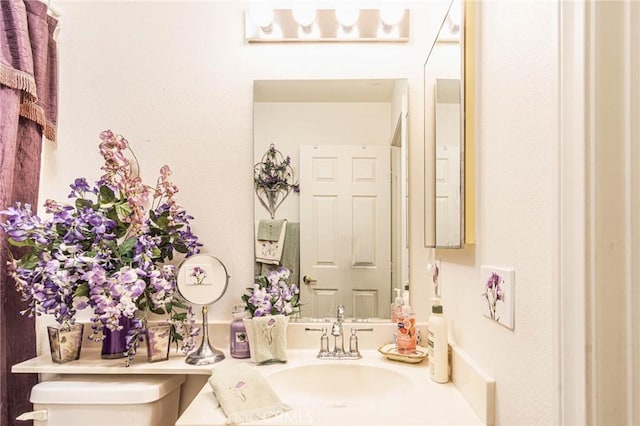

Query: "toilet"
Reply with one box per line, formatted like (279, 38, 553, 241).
(21, 374, 185, 426)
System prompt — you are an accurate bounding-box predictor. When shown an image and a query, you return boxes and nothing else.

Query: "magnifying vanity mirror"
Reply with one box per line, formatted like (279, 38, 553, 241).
(176, 254, 229, 364)
(253, 79, 409, 321)
(424, 0, 467, 248)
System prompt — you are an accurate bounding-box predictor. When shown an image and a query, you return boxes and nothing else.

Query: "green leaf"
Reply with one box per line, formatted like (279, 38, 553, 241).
(99, 185, 115, 203)
(290, 294, 299, 307)
(118, 237, 137, 256)
(150, 306, 166, 315)
(155, 215, 169, 231)
(173, 312, 187, 322)
(7, 238, 35, 248)
(18, 251, 39, 269)
(74, 283, 89, 298)
(174, 243, 188, 254)
(172, 298, 189, 309)
(75, 198, 93, 210)
(115, 202, 132, 219)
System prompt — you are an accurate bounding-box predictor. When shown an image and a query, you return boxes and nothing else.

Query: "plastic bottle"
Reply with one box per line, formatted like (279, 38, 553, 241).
(391, 288, 403, 323)
(230, 305, 251, 359)
(427, 298, 448, 383)
(402, 282, 410, 306)
(396, 305, 416, 354)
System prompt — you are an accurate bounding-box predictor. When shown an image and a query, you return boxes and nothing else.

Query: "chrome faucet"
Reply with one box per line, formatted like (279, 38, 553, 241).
(331, 305, 346, 355)
(305, 305, 372, 360)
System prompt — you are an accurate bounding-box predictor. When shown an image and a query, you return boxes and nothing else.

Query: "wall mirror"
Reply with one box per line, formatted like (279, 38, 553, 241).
(424, 0, 466, 248)
(253, 79, 409, 321)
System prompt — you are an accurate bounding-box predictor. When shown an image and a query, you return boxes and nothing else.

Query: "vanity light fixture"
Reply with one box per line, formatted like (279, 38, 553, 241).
(245, 6, 409, 43)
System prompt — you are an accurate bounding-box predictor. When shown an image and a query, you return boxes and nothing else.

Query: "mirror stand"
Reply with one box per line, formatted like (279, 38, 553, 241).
(186, 306, 225, 365)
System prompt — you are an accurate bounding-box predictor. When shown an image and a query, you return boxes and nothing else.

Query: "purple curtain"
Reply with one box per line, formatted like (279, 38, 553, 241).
(0, 1, 58, 425)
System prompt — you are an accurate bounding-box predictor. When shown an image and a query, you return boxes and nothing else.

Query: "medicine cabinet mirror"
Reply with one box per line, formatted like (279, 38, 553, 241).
(253, 79, 409, 321)
(424, 0, 469, 248)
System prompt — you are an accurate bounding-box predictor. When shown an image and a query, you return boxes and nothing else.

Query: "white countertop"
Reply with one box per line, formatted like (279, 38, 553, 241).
(175, 350, 484, 426)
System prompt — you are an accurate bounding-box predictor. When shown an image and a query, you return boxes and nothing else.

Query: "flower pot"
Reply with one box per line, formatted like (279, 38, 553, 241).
(145, 322, 172, 363)
(101, 316, 131, 359)
(47, 323, 84, 364)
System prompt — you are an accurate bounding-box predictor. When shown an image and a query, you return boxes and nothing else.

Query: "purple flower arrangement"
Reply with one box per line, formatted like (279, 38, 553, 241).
(242, 267, 300, 318)
(254, 144, 299, 219)
(0, 130, 202, 365)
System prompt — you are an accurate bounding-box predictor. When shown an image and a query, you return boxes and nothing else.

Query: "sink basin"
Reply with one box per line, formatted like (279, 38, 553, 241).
(175, 350, 484, 426)
(266, 363, 413, 407)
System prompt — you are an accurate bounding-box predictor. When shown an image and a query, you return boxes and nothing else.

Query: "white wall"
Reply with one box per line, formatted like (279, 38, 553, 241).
(39, 1, 561, 424)
(414, 1, 559, 424)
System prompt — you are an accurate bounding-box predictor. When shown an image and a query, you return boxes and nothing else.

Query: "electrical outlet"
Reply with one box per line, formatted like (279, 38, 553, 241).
(480, 266, 515, 330)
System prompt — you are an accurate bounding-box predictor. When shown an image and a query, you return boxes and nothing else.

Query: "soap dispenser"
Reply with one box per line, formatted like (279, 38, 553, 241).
(396, 304, 416, 354)
(428, 298, 449, 383)
(391, 288, 403, 323)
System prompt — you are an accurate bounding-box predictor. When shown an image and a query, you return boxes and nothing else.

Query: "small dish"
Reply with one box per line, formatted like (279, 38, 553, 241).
(377, 343, 428, 364)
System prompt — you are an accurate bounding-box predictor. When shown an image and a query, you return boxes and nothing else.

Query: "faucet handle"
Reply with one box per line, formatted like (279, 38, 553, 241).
(319, 328, 329, 355)
(337, 304, 345, 320)
(349, 328, 359, 354)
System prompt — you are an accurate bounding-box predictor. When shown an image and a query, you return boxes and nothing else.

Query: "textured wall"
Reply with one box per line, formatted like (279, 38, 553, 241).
(39, 1, 559, 424)
(423, 1, 559, 424)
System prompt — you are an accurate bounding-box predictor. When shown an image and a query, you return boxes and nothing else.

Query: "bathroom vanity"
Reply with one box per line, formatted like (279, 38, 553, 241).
(13, 322, 492, 425)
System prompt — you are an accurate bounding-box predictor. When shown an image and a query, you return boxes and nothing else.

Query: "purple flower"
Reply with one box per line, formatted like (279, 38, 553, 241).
(483, 272, 504, 320)
(241, 267, 300, 317)
(68, 177, 94, 198)
(1, 130, 203, 365)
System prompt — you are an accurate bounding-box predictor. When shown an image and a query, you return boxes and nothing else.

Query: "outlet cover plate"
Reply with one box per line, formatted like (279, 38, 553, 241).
(480, 266, 515, 330)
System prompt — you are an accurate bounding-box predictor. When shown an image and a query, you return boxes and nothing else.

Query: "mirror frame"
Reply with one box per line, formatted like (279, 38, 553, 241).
(424, 0, 473, 248)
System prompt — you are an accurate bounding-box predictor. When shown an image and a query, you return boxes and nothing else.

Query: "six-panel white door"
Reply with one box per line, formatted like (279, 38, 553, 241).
(435, 145, 461, 246)
(299, 145, 391, 319)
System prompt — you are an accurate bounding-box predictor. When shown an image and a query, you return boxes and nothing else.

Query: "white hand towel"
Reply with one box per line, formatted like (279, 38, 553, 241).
(208, 363, 290, 425)
(243, 315, 288, 364)
(255, 220, 287, 265)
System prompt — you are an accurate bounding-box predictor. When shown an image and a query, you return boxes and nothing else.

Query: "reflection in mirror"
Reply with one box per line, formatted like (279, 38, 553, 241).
(253, 79, 409, 321)
(424, 0, 465, 248)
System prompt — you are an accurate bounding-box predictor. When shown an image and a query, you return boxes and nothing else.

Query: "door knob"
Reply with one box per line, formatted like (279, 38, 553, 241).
(303, 275, 318, 285)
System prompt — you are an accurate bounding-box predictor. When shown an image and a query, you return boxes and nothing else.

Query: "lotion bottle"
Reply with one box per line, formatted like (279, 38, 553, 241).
(428, 298, 448, 383)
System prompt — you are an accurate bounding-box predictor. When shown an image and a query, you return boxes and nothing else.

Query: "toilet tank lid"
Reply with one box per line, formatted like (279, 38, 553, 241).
(30, 374, 186, 405)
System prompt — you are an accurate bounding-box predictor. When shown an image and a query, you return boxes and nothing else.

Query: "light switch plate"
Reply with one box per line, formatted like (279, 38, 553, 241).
(480, 266, 515, 330)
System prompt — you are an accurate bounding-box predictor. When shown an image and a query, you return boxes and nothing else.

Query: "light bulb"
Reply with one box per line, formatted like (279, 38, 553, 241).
(249, 6, 274, 30)
(380, 6, 404, 27)
(336, 6, 359, 29)
(292, 6, 316, 28)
